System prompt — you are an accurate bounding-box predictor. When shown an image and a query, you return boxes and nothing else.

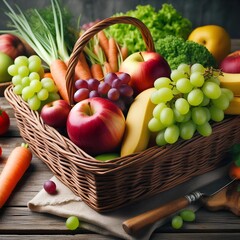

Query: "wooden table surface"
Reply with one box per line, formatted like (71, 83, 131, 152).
(1, 96, 240, 240)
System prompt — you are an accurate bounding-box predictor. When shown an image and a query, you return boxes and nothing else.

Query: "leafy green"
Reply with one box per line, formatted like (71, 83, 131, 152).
(155, 35, 217, 70)
(106, 4, 192, 54)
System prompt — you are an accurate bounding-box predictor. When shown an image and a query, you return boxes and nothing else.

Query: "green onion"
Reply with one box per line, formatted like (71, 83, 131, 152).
(51, 0, 69, 61)
(1, 0, 71, 67)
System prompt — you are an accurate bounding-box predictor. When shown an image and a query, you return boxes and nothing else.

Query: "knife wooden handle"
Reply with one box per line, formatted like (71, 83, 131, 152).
(122, 196, 189, 235)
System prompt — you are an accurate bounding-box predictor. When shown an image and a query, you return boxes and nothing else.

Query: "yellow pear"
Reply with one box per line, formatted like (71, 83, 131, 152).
(188, 25, 231, 63)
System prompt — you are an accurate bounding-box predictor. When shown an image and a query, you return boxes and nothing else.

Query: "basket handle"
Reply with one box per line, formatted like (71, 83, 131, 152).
(65, 16, 155, 105)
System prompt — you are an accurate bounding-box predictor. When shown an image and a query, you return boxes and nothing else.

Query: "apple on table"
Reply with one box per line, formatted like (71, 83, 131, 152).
(119, 51, 171, 95)
(67, 97, 125, 156)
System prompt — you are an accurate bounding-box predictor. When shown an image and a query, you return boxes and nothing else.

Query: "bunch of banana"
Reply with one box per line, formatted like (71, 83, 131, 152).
(219, 72, 240, 114)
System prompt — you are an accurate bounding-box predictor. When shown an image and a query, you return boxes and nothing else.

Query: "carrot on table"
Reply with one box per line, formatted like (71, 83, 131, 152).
(50, 59, 69, 103)
(97, 30, 109, 60)
(74, 52, 92, 80)
(0, 143, 32, 208)
(108, 37, 119, 73)
(91, 63, 104, 80)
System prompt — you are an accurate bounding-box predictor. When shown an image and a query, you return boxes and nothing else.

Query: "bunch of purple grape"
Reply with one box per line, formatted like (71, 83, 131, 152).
(74, 72, 134, 113)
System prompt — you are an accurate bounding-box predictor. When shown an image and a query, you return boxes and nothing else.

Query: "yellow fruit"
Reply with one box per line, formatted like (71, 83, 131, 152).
(219, 72, 240, 96)
(120, 87, 156, 157)
(188, 25, 231, 63)
(225, 96, 240, 115)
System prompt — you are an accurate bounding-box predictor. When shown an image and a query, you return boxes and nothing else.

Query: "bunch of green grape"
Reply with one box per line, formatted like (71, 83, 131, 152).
(148, 63, 234, 146)
(8, 55, 60, 111)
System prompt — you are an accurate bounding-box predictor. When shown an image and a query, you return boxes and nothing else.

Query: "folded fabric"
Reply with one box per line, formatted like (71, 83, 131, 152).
(28, 164, 230, 240)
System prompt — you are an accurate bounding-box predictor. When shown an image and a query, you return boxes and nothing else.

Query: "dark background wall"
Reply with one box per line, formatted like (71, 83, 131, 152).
(0, 0, 239, 38)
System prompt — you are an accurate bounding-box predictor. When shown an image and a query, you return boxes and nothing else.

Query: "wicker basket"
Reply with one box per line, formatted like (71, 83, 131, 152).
(4, 16, 240, 212)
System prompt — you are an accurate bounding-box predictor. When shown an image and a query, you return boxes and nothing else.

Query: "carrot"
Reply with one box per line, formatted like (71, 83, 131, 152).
(43, 72, 53, 79)
(97, 30, 109, 60)
(103, 61, 113, 74)
(74, 53, 92, 80)
(108, 37, 119, 72)
(120, 45, 129, 61)
(50, 59, 69, 103)
(0, 143, 32, 208)
(91, 63, 104, 80)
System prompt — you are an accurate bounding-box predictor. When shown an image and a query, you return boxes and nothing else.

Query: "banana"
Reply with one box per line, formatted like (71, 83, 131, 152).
(219, 72, 240, 96)
(224, 96, 240, 115)
(120, 87, 156, 157)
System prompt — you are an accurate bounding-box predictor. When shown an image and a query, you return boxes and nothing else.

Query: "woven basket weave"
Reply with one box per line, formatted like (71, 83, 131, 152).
(4, 16, 240, 212)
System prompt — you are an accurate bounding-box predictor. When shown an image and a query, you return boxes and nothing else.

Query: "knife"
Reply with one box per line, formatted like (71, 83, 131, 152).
(122, 176, 236, 236)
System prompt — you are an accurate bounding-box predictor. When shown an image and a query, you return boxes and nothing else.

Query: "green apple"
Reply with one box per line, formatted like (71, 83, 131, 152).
(0, 52, 14, 83)
(95, 153, 120, 161)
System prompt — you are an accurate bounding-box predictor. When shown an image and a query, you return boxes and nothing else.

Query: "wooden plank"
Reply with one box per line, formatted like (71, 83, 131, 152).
(152, 233, 240, 240)
(0, 235, 117, 240)
(1, 233, 240, 240)
(1, 206, 240, 232)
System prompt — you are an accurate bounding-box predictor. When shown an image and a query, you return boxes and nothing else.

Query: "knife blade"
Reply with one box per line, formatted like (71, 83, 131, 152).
(122, 175, 236, 236)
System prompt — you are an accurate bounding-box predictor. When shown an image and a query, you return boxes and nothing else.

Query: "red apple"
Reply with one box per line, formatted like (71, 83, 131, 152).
(119, 51, 171, 94)
(67, 97, 125, 156)
(0, 34, 27, 60)
(40, 99, 71, 129)
(220, 50, 240, 73)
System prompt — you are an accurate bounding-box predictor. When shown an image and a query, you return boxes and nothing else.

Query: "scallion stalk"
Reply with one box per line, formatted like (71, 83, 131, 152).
(1, 0, 71, 67)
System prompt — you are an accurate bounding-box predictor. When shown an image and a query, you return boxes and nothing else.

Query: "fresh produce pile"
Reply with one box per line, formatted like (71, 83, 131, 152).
(0, 0, 239, 160)
(1, 0, 240, 233)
